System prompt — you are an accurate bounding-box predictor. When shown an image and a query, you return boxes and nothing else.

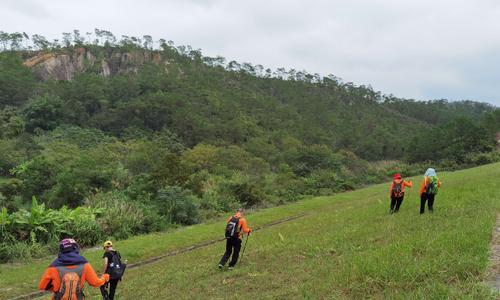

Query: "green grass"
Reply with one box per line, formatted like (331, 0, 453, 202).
(1, 163, 499, 299)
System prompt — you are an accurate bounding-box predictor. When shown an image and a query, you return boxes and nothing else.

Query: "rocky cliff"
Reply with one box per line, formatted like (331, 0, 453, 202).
(23, 48, 167, 81)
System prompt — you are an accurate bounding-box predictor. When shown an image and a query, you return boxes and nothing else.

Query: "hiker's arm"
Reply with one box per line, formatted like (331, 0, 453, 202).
(84, 263, 109, 287)
(419, 178, 427, 194)
(438, 180, 442, 188)
(404, 181, 413, 188)
(102, 257, 108, 274)
(389, 183, 393, 195)
(240, 218, 251, 234)
(39, 268, 57, 292)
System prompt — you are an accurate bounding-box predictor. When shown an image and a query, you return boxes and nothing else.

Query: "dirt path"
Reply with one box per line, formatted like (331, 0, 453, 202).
(485, 214, 500, 292)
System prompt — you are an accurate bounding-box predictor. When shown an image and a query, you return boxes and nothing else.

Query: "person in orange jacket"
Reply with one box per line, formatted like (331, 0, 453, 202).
(39, 238, 109, 300)
(219, 208, 252, 270)
(389, 173, 412, 213)
(419, 168, 442, 214)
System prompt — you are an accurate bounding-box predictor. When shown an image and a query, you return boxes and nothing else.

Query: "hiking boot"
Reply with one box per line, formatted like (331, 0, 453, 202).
(228, 266, 234, 270)
(218, 264, 224, 270)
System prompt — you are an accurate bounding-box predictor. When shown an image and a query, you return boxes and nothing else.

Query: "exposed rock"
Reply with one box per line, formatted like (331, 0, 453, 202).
(23, 48, 169, 81)
(101, 60, 111, 77)
(23, 53, 55, 68)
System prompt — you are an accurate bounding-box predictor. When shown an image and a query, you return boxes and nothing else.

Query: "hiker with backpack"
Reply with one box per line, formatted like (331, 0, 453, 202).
(389, 173, 413, 214)
(39, 238, 110, 299)
(218, 208, 252, 270)
(419, 168, 442, 214)
(100, 241, 125, 300)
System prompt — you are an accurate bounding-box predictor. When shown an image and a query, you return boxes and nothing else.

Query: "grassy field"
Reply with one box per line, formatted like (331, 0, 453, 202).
(1, 163, 499, 299)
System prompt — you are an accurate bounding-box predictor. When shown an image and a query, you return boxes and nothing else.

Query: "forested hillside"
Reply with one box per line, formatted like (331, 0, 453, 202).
(0, 30, 498, 261)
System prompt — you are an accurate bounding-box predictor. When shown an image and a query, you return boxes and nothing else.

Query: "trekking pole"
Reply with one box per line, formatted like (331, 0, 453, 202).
(239, 234, 250, 265)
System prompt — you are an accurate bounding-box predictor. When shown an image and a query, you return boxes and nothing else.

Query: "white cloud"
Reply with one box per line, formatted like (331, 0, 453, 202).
(1, 0, 499, 105)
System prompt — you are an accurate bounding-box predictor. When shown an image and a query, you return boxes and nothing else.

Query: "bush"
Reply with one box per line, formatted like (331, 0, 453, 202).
(221, 172, 268, 208)
(197, 187, 239, 220)
(63, 206, 104, 247)
(87, 191, 151, 240)
(23, 94, 64, 133)
(0, 178, 23, 200)
(0, 197, 104, 261)
(154, 186, 200, 225)
(0, 138, 26, 176)
(303, 170, 355, 195)
(0, 241, 51, 263)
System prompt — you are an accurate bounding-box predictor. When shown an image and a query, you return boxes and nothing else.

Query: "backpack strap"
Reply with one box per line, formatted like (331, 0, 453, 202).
(56, 264, 85, 278)
(111, 251, 122, 264)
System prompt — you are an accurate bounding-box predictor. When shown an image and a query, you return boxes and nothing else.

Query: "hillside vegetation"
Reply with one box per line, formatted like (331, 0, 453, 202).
(1, 163, 499, 299)
(0, 30, 499, 262)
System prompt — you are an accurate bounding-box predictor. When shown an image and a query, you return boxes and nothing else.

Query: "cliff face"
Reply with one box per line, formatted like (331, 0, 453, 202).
(23, 48, 166, 81)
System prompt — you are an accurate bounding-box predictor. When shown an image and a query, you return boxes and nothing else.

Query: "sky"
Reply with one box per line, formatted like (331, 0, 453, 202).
(1, 0, 500, 106)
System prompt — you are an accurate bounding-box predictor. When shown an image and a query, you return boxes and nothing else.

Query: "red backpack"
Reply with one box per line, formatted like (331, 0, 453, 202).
(54, 264, 85, 300)
(391, 181, 404, 198)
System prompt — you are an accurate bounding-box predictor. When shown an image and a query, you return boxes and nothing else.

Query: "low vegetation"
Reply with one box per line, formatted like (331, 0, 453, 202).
(0, 163, 499, 299)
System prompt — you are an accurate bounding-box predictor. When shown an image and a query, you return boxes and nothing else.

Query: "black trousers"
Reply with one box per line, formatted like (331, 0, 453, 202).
(390, 195, 404, 213)
(100, 279, 119, 300)
(420, 193, 435, 214)
(219, 237, 242, 267)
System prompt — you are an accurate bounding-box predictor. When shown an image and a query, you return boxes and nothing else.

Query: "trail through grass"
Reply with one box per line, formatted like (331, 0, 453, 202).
(1, 163, 499, 299)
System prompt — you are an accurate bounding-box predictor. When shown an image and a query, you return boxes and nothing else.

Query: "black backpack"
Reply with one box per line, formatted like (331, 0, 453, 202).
(391, 181, 404, 198)
(225, 217, 240, 239)
(107, 251, 126, 280)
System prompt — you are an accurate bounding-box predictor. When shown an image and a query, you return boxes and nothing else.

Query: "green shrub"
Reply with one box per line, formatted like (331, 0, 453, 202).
(0, 241, 51, 263)
(0, 138, 27, 176)
(221, 172, 268, 208)
(0, 197, 104, 260)
(155, 186, 200, 225)
(23, 94, 64, 133)
(87, 191, 149, 240)
(0, 178, 23, 200)
(63, 207, 104, 247)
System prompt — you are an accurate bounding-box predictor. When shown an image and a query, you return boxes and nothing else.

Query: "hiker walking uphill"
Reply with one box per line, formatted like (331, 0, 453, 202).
(419, 168, 442, 214)
(100, 241, 126, 300)
(219, 208, 252, 270)
(39, 238, 109, 300)
(389, 173, 412, 213)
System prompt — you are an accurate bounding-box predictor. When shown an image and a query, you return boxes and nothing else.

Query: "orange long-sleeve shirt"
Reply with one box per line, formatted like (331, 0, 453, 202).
(389, 179, 412, 195)
(39, 263, 109, 295)
(419, 176, 442, 195)
(227, 212, 251, 239)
